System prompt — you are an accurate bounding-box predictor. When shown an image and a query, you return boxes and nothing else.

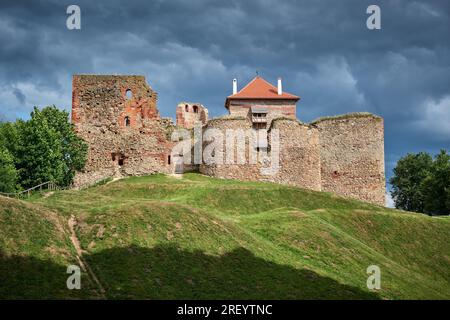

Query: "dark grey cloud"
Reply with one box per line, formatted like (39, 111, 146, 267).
(0, 0, 449, 186)
(13, 88, 26, 105)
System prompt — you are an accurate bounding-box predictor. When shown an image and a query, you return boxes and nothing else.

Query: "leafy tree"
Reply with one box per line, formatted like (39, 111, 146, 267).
(37, 106, 88, 186)
(390, 152, 433, 213)
(14, 106, 88, 188)
(0, 122, 20, 193)
(0, 120, 22, 165)
(422, 150, 450, 215)
(0, 145, 18, 193)
(390, 150, 450, 215)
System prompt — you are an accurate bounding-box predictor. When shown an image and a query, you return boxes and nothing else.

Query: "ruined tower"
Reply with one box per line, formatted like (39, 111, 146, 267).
(176, 102, 208, 129)
(72, 75, 175, 187)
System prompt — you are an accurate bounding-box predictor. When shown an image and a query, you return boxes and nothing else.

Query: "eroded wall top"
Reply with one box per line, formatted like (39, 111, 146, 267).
(176, 102, 208, 129)
(72, 75, 159, 130)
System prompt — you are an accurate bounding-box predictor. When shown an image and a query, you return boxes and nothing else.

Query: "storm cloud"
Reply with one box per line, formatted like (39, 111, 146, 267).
(0, 0, 449, 184)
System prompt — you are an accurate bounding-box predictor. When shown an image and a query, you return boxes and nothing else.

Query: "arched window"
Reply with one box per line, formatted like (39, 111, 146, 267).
(185, 104, 189, 112)
(125, 89, 132, 100)
(193, 105, 198, 113)
(124, 116, 130, 127)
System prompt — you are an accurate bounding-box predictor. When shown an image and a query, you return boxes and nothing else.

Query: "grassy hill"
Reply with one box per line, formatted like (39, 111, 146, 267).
(1, 173, 449, 299)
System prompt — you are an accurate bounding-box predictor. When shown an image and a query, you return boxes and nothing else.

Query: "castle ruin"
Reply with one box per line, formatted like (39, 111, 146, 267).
(72, 74, 385, 205)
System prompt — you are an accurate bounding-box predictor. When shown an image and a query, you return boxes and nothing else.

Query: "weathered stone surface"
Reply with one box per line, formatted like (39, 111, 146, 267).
(72, 75, 175, 187)
(176, 102, 208, 129)
(199, 114, 385, 205)
(312, 113, 386, 205)
(199, 118, 321, 191)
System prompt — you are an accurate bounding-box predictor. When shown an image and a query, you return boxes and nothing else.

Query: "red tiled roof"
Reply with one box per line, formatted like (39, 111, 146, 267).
(227, 76, 300, 100)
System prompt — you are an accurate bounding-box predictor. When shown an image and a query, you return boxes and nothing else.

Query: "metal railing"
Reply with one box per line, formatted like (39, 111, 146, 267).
(0, 181, 59, 199)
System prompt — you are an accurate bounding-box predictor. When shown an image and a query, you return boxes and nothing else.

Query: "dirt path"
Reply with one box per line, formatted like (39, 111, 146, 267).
(68, 215, 107, 298)
(105, 177, 122, 185)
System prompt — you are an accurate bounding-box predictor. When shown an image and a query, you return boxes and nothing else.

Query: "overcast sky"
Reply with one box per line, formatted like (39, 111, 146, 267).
(0, 0, 449, 187)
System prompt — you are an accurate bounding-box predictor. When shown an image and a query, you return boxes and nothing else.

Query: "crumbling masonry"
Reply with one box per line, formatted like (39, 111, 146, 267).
(72, 75, 385, 205)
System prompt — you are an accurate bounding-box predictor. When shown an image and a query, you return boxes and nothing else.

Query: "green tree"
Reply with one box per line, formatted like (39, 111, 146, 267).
(422, 150, 450, 215)
(38, 106, 88, 186)
(390, 152, 433, 213)
(390, 150, 450, 215)
(0, 120, 22, 165)
(15, 106, 87, 188)
(0, 145, 18, 193)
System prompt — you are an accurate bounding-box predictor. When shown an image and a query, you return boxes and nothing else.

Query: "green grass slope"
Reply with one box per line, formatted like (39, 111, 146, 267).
(0, 197, 97, 299)
(1, 173, 449, 299)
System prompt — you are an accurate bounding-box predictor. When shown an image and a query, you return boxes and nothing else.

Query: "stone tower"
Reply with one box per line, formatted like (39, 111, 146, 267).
(176, 102, 208, 129)
(72, 75, 175, 187)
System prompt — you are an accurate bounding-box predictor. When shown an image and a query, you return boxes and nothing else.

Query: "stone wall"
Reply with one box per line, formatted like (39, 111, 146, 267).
(72, 75, 176, 187)
(199, 117, 321, 191)
(312, 113, 385, 205)
(199, 117, 260, 180)
(199, 113, 385, 205)
(270, 119, 321, 190)
(176, 102, 208, 129)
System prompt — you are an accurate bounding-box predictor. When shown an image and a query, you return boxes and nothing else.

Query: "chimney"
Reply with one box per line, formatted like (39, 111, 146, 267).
(232, 78, 237, 95)
(277, 77, 282, 95)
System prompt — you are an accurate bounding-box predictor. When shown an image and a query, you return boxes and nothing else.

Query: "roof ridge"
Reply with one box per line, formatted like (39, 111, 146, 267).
(256, 76, 278, 90)
(226, 76, 300, 102)
(234, 76, 259, 96)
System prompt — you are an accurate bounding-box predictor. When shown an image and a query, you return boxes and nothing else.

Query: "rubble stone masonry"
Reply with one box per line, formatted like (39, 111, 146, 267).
(72, 75, 175, 187)
(176, 102, 208, 129)
(199, 117, 321, 192)
(312, 113, 385, 205)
